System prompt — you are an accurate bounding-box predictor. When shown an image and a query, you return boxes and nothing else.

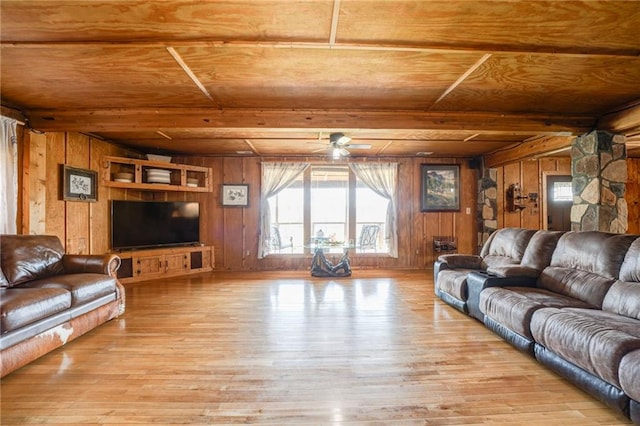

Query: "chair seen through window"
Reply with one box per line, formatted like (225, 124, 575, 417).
(270, 225, 293, 252)
(358, 224, 380, 251)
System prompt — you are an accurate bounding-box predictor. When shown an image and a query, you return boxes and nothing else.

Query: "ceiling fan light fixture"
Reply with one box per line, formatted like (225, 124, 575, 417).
(332, 147, 342, 159)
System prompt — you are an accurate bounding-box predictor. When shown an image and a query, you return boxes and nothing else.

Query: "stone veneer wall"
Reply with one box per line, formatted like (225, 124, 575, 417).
(478, 167, 498, 251)
(571, 130, 628, 233)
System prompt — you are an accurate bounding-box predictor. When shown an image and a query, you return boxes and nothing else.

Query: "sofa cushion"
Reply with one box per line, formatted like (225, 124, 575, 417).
(487, 230, 565, 278)
(25, 274, 117, 306)
(602, 281, 640, 320)
(547, 232, 636, 279)
(519, 230, 565, 272)
(533, 231, 636, 309)
(531, 307, 640, 388)
(480, 287, 592, 339)
(603, 237, 640, 320)
(479, 228, 536, 270)
(619, 237, 640, 283)
(0, 235, 65, 286)
(0, 287, 71, 333)
(620, 349, 640, 402)
(538, 267, 617, 309)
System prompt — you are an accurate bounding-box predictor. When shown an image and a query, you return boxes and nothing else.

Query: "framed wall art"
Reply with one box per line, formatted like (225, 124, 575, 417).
(62, 165, 98, 202)
(221, 184, 249, 207)
(420, 164, 460, 212)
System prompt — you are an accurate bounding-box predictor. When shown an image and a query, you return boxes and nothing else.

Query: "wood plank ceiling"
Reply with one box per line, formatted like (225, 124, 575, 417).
(1, 0, 640, 158)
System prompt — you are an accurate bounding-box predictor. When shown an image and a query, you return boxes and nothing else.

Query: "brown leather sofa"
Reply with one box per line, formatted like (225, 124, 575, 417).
(433, 227, 536, 313)
(462, 230, 640, 423)
(0, 234, 125, 377)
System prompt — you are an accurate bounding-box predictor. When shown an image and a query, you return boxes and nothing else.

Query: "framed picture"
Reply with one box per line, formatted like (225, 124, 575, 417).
(420, 164, 460, 212)
(62, 165, 98, 202)
(221, 184, 249, 207)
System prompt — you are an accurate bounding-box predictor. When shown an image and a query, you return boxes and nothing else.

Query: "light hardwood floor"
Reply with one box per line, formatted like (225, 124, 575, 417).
(0, 270, 632, 425)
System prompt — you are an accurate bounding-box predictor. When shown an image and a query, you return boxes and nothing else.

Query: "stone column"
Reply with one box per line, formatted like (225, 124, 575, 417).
(571, 130, 627, 233)
(478, 167, 498, 251)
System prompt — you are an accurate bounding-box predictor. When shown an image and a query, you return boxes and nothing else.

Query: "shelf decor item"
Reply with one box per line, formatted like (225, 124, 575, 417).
(146, 154, 172, 163)
(62, 165, 98, 202)
(420, 164, 460, 212)
(221, 184, 249, 207)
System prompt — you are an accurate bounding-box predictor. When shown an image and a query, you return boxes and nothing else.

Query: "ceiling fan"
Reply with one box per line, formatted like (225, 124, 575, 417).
(313, 132, 372, 158)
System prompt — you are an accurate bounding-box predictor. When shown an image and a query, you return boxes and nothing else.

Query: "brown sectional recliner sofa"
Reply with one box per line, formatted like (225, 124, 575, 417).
(435, 229, 640, 424)
(0, 234, 125, 377)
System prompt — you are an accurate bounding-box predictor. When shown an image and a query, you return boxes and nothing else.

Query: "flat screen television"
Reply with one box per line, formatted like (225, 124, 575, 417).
(111, 200, 200, 250)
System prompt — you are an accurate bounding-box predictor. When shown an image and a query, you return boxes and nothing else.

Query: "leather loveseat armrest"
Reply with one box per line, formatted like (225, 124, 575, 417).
(466, 270, 538, 322)
(62, 254, 122, 277)
(437, 254, 482, 270)
(487, 265, 541, 278)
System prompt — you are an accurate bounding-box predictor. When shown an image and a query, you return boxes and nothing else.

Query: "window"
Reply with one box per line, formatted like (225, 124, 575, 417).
(311, 166, 349, 243)
(268, 165, 391, 255)
(553, 181, 573, 202)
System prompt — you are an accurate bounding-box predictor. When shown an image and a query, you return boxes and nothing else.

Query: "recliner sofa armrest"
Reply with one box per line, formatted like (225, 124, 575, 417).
(437, 254, 482, 269)
(466, 271, 538, 321)
(62, 254, 122, 277)
(487, 265, 541, 279)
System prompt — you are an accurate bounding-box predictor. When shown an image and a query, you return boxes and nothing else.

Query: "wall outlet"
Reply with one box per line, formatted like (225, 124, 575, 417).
(465, 207, 471, 214)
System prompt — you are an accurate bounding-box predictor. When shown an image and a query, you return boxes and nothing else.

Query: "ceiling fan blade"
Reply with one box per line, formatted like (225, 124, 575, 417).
(311, 146, 329, 153)
(345, 144, 371, 149)
(339, 148, 350, 156)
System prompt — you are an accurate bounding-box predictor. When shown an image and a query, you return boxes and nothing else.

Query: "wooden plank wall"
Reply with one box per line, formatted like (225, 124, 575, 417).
(17, 130, 638, 270)
(21, 129, 132, 254)
(493, 158, 571, 229)
(175, 155, 479, 271)
(492, 157, 639, 233)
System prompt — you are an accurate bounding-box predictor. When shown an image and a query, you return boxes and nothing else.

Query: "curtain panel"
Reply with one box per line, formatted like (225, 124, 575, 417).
(258, 162, 310, 258)
(0, 116, 18, 234)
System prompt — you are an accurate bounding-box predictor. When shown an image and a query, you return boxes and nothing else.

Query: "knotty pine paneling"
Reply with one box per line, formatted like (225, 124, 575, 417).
(64, 133, 91, 254)
(243, 157, 262, 270)
(521, 160, 541, 230)
(44, 132, 65, 241)
(221, 157, 247, 270)
(18, 132, 637, 272)
(493, 157, 571, 231)
(27, 132, 47, 236)
(502, 162, 522, 229)
(176, 155, 479, 271)
(20, 131, 130, 254)
(90, 139, 116, 255)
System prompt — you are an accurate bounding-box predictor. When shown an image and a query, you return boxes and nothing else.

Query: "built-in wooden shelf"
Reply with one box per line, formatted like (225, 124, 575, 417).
(101, 156, 212, 192)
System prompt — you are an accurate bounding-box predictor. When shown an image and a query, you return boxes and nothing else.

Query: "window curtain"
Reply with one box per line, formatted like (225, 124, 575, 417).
(349, 162, 399, 258)
(1, 116, 18, 234)
(258, 162, 309, 258)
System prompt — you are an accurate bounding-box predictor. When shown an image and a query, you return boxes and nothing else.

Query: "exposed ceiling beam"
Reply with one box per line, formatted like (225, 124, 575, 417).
(484, 135, 576, 168)
(2, 40, 637, 58)
(24, 108, 596, 134)
(598, 103, 640, 134)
